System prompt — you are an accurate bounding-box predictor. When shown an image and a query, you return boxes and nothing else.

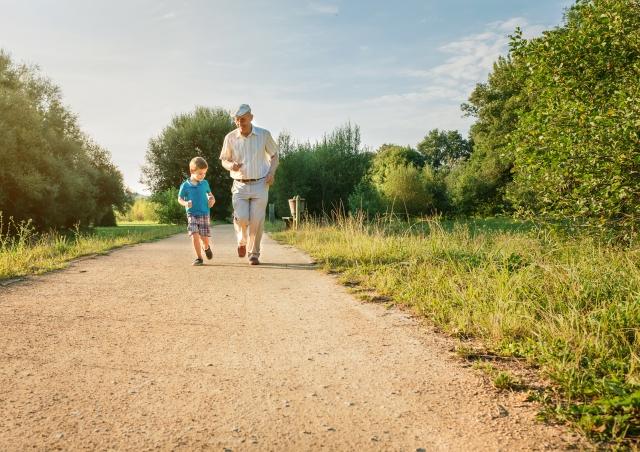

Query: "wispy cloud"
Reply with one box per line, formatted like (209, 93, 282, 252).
(351, 17, 552, 145)
(308, 2, 339, 15)
(386, 18, 549, 100)
(155, 11, 176, 21)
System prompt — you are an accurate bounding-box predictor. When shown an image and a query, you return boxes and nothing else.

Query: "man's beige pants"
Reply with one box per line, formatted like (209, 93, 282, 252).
(231, 179, 269, 259)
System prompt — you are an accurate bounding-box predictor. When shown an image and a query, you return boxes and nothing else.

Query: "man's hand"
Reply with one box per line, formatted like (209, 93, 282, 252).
(265, 173, 275, 186)
(231, 161, 243, 172)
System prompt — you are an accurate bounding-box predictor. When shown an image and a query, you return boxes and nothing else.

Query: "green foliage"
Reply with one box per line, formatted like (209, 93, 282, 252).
(141, 106, 234, 220)
(450, 56, 526, 215)
(505, 0, 640, 240)
(417, 129, 472, 170)
(378, 164, 448, 216)
(351, 144, 449, 216)
(150, 188, 185, 225)
(116, 197, 159, 223)
(270, 123, 372, 217)
(368, 144, 425, 187)
(0, 51, 127, 230)
(348, 177, 387, 216)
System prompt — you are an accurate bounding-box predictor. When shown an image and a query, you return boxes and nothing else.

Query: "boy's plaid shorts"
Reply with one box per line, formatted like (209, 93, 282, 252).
(187, 214, 211, 237)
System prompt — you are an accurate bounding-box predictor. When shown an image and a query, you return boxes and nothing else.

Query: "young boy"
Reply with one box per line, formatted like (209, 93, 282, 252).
(178, 157, 216, 266)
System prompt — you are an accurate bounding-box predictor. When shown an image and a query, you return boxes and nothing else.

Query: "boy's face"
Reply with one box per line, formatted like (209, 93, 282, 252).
(191, 167, 207, 181)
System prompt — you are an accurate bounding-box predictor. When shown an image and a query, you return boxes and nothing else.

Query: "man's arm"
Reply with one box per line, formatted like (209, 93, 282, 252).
(219, 134, 243, 172)
(265, 153, 279, 185)
(221, 159, 243, 172)
(264, 131, 279, 185)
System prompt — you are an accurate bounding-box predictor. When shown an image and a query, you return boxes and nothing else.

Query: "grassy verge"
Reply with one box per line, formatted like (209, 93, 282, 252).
(0, 221, 184, 280)
(269, 216, 640, 445)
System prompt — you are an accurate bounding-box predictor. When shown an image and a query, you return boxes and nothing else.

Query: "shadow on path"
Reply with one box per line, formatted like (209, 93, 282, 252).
(199, 262, 318, 270)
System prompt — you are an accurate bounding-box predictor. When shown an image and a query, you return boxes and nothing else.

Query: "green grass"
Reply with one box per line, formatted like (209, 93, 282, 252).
(269, 215, 640, 446)
(0, 220, 183, 280)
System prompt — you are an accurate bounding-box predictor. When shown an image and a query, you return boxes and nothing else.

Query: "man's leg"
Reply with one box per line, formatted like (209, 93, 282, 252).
(232, 189, 250, 251)
(247, 181, 269, 259)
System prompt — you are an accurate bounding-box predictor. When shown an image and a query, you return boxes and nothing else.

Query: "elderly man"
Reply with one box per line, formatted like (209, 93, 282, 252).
(219, 104, 279, 265)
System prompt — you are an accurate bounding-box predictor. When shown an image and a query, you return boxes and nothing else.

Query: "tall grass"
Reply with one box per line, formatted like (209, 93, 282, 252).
(270, 214, 640, 444)
(0, 214, 183, 280)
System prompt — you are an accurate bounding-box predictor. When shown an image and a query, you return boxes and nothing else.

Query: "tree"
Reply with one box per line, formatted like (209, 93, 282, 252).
(506, 0, 640, 239)
(0, 50, 127, 230)
(417, 129, 472, 170)
(270, 123, 372, 217)
(141, 107, 234, 220)
(369, 144, 425, 187)
(349, 143, 448, 216)
(449, 55, 528, 215)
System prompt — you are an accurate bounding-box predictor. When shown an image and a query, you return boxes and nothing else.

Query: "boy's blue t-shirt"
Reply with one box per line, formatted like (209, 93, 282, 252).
(178, 179, 211, 216)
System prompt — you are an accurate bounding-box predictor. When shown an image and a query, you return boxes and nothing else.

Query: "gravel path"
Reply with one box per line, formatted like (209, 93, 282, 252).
(0, 224, 584, 451)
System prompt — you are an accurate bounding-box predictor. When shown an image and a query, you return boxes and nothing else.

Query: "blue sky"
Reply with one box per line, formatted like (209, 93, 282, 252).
(1, 0, 572, 193)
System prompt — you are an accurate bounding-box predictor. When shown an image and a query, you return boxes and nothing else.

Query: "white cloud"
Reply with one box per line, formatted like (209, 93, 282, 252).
(153, 11, 176, 21)
(308, 2, 339, 15)
(395, 18, 550, 95)
(345, 17, 553, 148)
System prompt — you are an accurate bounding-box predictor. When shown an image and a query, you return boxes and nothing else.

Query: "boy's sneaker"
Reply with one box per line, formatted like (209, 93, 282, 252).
(192, 258, 204, 266)
(203, 246, 213, 260)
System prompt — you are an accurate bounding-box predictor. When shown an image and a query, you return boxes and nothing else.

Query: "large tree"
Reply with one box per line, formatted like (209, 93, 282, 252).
(141, 107, 234, 220)
(417, 129, 472, 170)
(506, 0, 640, 238)
(0, 51, 127, 230)
(448, 55, 527, 215)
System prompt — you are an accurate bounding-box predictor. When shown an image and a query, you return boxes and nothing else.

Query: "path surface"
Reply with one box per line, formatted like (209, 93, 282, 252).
(0, 225, 583, 451)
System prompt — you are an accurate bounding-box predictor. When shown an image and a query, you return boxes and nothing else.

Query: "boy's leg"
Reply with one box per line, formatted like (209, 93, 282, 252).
(191, 232, 203, 259)
(200, 216, 212, 259)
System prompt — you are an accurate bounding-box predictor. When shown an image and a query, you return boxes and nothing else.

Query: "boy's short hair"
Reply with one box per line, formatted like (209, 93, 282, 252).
(189, 156, 208, 172)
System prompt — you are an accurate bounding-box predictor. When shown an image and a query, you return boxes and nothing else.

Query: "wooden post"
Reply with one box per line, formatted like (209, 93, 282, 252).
(294, 195, 301, 230)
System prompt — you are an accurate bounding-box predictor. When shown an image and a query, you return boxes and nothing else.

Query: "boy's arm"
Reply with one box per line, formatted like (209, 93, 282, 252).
(177, 196, 192, 208)
(177, 184, 191, 207)
(205, 181, 215, 207)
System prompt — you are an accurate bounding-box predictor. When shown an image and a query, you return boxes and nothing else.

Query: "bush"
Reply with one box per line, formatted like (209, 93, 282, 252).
(506, 0, 640, 240)
(150, 188, 185, 224)
(270, 123, 372, 217)
(116, 197, 159, 223)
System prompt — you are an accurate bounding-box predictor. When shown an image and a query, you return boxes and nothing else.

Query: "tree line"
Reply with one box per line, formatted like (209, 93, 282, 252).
(0, 51, 127, 231)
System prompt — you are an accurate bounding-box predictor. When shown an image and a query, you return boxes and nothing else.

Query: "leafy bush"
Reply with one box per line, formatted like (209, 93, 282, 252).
(117, 197, 159, 223)
(150, 188, 185, 225)
(505, 0, 640, 240)
(270, 124, 372, 217)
